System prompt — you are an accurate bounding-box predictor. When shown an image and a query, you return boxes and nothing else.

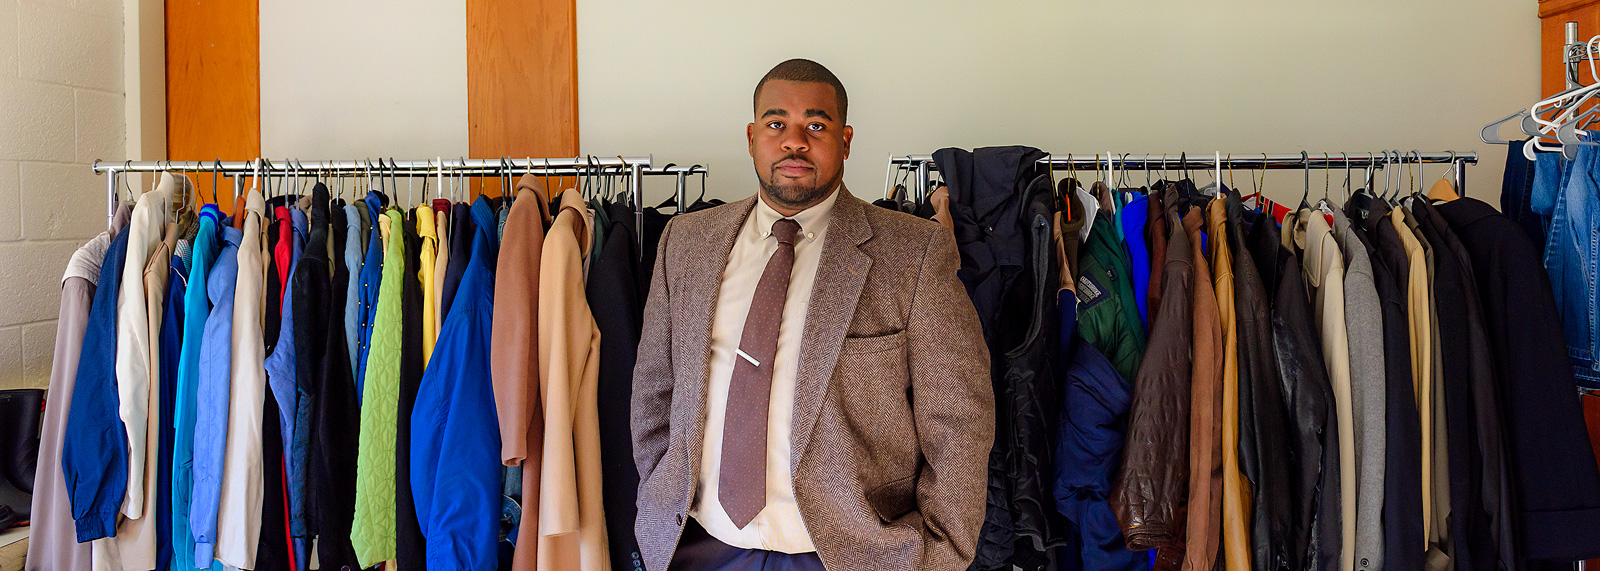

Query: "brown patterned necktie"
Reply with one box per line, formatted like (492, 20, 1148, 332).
(719, 217, 803, 528)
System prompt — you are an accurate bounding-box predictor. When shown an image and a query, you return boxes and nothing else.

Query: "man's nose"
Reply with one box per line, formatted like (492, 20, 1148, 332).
(780, 128, 809, 153)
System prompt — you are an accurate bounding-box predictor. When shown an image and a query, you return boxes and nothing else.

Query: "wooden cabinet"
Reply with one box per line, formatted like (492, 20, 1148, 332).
(1543, 0, 1600, 96)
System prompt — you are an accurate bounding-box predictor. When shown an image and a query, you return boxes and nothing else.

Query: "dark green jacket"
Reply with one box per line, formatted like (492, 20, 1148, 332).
(1076, 217, 1145, 380)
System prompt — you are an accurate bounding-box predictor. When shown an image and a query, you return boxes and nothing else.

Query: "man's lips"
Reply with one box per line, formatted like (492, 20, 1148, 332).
(774, 160, 813, 176)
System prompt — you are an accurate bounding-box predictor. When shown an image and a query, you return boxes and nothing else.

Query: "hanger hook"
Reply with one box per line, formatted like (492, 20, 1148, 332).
(1226, 153, 1234, 191)
(1411, 150, 1423, 196)
(1323, 152, 1331, 201)
(1341, 152, 1350, 202)
(1300, 151, 1310, 207)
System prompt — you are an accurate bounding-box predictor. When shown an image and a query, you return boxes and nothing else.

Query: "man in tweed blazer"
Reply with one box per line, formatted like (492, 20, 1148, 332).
(631, 58, 993, 570)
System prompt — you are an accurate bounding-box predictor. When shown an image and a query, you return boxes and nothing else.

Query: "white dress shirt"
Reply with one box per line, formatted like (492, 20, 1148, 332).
(690, 187, 839, 553)
(215, 189, 267, 568)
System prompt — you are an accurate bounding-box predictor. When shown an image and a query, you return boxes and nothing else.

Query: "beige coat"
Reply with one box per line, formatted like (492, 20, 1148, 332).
(537, 189, 609, 570)
(631, 188, 993, 570)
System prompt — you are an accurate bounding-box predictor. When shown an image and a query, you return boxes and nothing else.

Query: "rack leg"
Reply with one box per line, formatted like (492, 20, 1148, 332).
(105, 169, 117, 227)
(632, 162, 645, 253)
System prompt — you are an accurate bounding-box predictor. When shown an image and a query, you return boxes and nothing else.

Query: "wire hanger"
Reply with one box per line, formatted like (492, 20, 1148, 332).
(1298, 151, 1311, 210)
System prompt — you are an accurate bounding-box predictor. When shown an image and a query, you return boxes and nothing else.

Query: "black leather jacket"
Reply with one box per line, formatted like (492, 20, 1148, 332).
(1226, 195, 1293, 571)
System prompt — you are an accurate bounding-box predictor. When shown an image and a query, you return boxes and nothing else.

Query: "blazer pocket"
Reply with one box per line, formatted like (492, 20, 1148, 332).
(841, 330, 907, 355)
(865, 473, 919, 523)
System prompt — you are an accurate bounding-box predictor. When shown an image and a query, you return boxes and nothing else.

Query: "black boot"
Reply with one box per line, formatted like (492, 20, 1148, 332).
(0, 389, 44, 494)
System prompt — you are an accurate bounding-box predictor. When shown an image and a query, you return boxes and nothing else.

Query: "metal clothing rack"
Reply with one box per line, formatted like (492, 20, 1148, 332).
(887, 151, 1477, 203)
(1566, 21, 1599, 91)
(93, 156, 710, 251)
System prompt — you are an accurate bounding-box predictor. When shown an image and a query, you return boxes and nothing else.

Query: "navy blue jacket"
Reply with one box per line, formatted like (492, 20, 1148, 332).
(61, 229, 131, 541)
(1053, 299, 1148, 571)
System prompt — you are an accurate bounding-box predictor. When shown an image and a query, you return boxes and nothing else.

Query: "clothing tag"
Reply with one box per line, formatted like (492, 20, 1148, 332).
(1076, 272, 1107, 309)
(736, 348, 761, 368)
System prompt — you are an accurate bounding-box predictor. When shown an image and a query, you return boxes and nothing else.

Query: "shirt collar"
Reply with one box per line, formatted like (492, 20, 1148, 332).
(753, 185, 840, 244)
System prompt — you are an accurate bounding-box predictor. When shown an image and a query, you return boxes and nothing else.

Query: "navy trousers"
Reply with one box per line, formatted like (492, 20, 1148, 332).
(668, 519, 826, 571)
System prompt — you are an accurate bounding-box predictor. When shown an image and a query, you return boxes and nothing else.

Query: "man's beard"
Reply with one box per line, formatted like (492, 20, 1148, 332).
(759, 160, 841, 210)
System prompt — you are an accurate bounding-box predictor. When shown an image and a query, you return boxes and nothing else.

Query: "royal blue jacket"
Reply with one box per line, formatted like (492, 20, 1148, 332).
(355, 191, 387, 399)
(1119, 195, 1151, 331)
(410, 197, 504, 570)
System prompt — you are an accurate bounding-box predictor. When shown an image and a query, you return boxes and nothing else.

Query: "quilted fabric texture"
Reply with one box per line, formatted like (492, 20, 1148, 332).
(351, 210, 406, 566)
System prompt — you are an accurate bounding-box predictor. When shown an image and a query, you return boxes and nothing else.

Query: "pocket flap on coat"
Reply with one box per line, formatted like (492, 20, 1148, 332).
(840, 330, 907, 355)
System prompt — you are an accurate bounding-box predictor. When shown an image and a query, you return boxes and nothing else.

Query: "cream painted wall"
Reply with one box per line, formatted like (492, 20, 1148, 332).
(577, 0, 1538, 207)
(0, 0, 125, 389)
(259, 0, 469, 159)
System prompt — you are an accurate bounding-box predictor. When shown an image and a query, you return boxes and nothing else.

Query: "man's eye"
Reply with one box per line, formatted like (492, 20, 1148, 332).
(807, 123, 824, 131)
(767, 121, 783, 129)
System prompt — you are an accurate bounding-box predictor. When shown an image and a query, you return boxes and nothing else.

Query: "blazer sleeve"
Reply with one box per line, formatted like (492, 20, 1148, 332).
(631, 218, 676, 481)
(905, 226, 994, 568)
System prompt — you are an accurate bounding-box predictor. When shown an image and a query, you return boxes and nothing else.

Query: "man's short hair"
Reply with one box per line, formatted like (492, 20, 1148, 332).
(753, 58, 848, 124)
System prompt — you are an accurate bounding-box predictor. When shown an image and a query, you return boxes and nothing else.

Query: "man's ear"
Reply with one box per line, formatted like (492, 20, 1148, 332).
(747, 122, 757, 158)
(842, 125, 853, 160)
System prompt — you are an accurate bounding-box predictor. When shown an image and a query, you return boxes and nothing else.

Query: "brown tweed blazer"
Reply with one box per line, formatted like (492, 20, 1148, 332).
(631, 187, 993, 570)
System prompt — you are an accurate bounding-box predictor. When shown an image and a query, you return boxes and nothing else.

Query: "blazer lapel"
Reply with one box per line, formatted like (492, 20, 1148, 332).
(790, 188, 873, 473)
(679, 195, 757, 479)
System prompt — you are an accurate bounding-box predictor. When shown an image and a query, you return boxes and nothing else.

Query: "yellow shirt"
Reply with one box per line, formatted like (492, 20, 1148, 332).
(416, 205, 439, 364)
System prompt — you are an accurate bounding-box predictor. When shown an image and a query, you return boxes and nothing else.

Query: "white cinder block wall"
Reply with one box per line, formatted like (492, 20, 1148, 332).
(0, 0, 124, 389)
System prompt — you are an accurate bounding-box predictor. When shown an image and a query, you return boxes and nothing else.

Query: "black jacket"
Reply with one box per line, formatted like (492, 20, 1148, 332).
(967, 169, 1067, 570)
(440, 201, 475, 320)
(591, 200, 646, 569)
(1437, 197, 1600, 563)
(1411, 199, 1484, 570)
(938, 146, 1055, 570)
(1416, 199, 1517, 571)
(301, 188, 361, 570)
(933, 145, 1047, 348)
(395, 210, 427, 568)
(1226, 196, 1294, 571)
(1265, 215, 1339, 571)
(998, 174, 1069, 569)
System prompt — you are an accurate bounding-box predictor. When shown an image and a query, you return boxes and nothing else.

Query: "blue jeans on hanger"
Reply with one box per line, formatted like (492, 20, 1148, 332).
(1542, 134, 1600, 389)
(1502, 140, 1547, 249)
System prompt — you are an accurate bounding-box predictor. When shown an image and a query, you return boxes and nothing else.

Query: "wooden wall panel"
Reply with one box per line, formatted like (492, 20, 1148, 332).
(166, 0, 260, 211)
(467, 0, 578, 163)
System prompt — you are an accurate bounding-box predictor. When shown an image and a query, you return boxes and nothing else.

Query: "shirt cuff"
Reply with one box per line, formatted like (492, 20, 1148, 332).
(73, 511, 118, 542)
(195, 541, 215, 565)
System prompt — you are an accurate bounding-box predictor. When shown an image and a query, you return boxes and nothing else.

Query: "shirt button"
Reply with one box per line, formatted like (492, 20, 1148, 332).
(675, 513, 686, 526)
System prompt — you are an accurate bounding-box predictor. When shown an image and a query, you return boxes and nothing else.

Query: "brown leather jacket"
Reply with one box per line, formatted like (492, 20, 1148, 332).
(1183, 205, 1225, 571)
(1111, 194, 1194, 554)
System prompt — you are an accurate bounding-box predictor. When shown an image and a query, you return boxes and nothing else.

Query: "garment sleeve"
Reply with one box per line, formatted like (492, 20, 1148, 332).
(61, 274, 129, 542)
(630, 218, 676, 482)
(491, 200, 541, 466)
(905, 225, 994, 568)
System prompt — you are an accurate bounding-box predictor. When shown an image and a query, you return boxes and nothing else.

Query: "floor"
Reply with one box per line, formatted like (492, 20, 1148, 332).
(0, 526, 27, 570)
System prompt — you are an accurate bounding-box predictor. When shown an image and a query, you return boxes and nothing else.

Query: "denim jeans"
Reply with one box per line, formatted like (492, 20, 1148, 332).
(1502, 141, 1547, 249)
(1543, 136, 1600, 388)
